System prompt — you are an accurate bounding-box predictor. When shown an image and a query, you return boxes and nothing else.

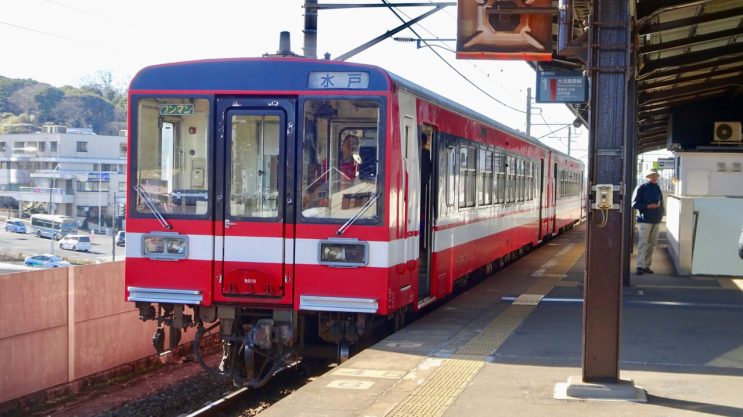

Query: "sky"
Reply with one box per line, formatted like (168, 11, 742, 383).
(1, 0, 588, 159)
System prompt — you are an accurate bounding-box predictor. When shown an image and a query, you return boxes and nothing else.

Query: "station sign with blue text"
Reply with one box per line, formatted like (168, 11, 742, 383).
(536, 70, 588, 103)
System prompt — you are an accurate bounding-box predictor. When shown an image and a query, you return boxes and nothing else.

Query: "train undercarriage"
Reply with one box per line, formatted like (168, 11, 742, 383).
(135, 302, 386, 387)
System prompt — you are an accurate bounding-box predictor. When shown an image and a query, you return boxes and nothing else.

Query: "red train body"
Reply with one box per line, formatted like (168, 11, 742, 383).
(125, 58, 584, 384)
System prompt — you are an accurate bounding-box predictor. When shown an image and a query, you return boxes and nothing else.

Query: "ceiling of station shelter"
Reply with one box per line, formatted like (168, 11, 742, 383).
(546, 0, 743, 153)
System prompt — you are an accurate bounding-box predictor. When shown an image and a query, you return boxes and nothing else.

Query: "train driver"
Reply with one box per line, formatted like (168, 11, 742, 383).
(339, 134, 360, 184)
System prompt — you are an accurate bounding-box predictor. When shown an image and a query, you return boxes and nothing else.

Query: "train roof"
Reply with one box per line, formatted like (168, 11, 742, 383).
(130, 57, 582, 165)
(129, 57, 392, 92)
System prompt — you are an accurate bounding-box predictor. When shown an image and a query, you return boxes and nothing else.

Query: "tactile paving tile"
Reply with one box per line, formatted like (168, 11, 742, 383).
(513, 293, 544, 305)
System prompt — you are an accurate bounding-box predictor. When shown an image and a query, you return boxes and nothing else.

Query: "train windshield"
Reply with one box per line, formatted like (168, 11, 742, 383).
(134, 98, 210, 216)
(301, 99, 382, 221)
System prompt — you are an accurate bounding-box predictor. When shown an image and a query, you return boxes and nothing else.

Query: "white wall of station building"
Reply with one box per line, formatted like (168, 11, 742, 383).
(0, 131, 127, 230)
(662, 150, 743, 276)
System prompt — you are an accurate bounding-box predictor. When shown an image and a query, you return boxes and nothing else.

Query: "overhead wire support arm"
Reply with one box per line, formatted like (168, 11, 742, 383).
(305, 2, 456, 11)
(332, 3, 452, 61)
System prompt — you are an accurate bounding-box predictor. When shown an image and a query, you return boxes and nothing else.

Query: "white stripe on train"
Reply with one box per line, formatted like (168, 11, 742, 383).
(126, 208, 542, 267)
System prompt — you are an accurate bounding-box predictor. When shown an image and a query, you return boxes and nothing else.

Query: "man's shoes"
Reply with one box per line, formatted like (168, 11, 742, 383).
(636, 268, 645, 275)
(642, 267, 654, 274)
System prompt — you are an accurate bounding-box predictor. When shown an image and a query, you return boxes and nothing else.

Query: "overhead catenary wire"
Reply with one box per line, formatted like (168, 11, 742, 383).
(381, 0, 526, 114)
(0, 20, 127, 52)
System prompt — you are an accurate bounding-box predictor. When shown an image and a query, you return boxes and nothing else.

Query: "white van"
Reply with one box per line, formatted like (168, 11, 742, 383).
(58, 234, 92, 252)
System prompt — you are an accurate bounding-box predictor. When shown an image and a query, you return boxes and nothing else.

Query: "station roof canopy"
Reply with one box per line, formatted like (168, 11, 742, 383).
(553, 0, 743, 153)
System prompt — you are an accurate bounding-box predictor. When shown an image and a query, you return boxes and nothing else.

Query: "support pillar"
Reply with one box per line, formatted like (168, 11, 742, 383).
(557, 0, 645, 400)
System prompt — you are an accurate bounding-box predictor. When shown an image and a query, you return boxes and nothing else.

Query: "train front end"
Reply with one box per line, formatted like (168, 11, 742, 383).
(125, 58, 409, 385)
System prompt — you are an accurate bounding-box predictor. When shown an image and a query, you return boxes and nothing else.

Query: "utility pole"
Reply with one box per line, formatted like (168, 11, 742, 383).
(303, 0, 318, 58)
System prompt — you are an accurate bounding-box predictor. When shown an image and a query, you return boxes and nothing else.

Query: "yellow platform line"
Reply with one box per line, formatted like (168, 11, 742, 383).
(718, 278, 743, 291)
(707, 344, 743, 369)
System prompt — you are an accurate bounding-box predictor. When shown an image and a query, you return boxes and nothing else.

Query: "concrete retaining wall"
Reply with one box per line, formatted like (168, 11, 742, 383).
(0, 262, 170, 403)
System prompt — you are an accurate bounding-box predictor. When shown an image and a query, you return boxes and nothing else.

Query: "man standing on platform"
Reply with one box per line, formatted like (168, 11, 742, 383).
(633, 169, 663, 275)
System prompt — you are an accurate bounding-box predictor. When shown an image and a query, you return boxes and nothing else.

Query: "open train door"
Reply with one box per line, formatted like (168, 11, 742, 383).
(215, 98, 296, 306)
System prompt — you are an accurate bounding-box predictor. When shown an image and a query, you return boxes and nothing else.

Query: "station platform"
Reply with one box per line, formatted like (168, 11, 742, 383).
(258, 223, 743, 417)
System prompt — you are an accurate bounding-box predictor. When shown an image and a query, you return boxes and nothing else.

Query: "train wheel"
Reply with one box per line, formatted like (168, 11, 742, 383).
(337, 342, 350, 363)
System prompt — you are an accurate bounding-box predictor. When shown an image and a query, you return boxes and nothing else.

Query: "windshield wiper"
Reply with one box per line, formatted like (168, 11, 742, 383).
(134, 184, 172, 230)
(336, 192, 380, 236)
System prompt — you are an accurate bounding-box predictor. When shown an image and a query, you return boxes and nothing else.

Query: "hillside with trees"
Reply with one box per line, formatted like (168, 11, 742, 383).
(0, 71, 126, 135)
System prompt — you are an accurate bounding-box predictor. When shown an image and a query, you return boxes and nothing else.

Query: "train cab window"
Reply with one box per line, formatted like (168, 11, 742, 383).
(301, 99, 382, 221)
(134, 98, 210, 216)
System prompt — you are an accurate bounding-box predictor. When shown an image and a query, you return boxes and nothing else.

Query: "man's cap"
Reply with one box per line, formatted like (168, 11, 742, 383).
(645, 169, 660, 178)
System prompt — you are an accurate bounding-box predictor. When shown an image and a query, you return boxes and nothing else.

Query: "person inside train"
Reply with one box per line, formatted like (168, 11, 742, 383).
(339, 134, 360, 184)
(420, 132, 432, 249)
(632, 168, 663, 275)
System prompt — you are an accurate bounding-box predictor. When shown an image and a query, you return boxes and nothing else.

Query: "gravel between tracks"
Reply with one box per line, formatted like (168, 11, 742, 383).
(38, 353, 321, 417)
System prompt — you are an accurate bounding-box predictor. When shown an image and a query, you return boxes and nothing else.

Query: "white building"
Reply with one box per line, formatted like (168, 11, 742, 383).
(0, 129, 127, 231)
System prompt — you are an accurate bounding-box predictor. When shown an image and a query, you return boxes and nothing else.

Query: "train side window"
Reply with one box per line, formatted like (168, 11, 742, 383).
(459, 146, 476, 208)
(494, 153, 505, 204)
(479, 149, 493, 205)
(506, 156, 516, 203)
(446, 146, 456, 207)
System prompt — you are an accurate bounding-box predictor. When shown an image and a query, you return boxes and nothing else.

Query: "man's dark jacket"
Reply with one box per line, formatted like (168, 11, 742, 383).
(632, 181, 663, 224)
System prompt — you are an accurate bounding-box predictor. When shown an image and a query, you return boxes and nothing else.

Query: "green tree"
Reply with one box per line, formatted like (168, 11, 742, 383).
(34, 86, 64, 123)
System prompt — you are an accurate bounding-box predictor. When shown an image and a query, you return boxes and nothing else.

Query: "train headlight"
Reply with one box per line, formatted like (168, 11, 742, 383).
(142, 233, 188, 260)
(319, 239, 368, 267)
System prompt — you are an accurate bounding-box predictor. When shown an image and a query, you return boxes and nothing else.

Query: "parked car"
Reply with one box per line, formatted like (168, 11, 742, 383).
(58, 234, 92, 252)
(24, 254, 71, 268)
(116, 231, 126, 247)
(4, 219, 26, 234)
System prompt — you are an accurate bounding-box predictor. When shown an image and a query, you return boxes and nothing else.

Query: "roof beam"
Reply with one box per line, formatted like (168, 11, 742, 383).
(638, 67, 743, 91)
(639, 43, 743, 72)
(638, 27, 743, 55)
(639, 83, 734, 105)
(638, 54, 743, 79)
(636, 0, 714, 23)
(638, 6, 743, 34)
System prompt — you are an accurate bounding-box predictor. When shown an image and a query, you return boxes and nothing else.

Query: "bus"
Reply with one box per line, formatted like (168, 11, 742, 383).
(30, 214, 78, 240)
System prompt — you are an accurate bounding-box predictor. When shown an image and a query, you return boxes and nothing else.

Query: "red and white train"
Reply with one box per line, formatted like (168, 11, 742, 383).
(125, 57, 584, 384)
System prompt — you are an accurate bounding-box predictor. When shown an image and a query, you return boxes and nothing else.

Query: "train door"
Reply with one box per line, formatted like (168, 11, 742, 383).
(398, 93, 419, 298)
(216, 98, 296, 305)
(418, 126, 435, 300)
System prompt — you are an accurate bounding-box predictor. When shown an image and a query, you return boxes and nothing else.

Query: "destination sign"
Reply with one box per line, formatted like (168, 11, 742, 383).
(160, 104, 194, 116)
(535, 70, 588, 103)
(308, 72, 369, 89)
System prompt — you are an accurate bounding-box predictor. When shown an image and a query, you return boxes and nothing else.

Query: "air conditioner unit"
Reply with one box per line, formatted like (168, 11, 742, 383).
(713, 121, 742, 142)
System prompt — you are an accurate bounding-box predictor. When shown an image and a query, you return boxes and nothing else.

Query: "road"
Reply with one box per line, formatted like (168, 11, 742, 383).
(0, 220, 124, 271)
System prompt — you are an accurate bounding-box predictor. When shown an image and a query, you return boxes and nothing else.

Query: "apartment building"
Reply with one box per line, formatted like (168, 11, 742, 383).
(0, 128, 126, 230)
